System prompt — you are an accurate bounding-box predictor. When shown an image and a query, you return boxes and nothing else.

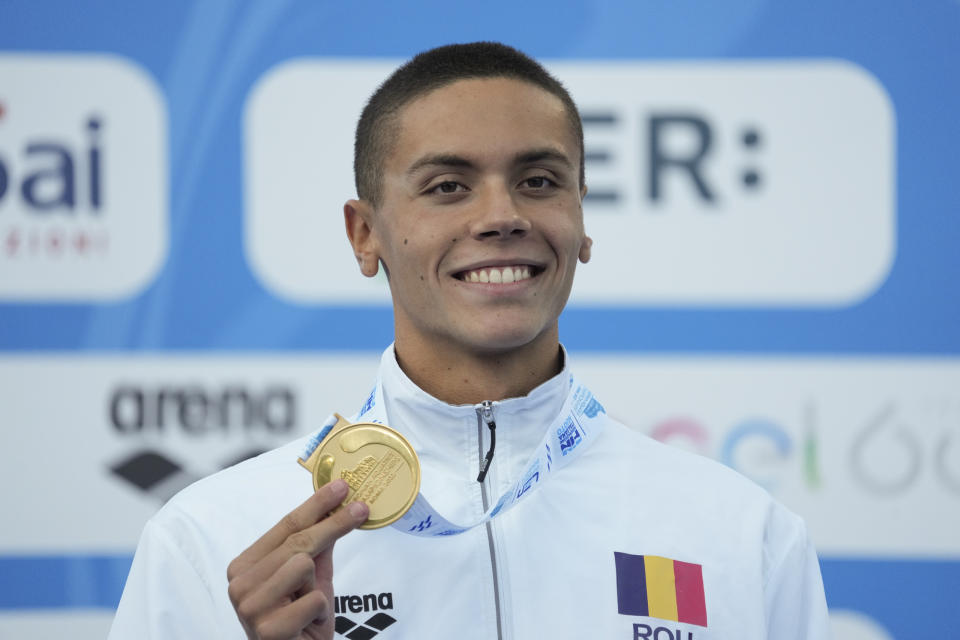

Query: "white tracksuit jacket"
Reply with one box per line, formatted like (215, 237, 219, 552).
(110, 346, 830, 639)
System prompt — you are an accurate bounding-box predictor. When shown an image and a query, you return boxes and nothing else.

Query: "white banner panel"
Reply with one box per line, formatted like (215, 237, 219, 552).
(0, 354, 378, 549)
(0, 612, 114, 640)
(573, 356, 960, 557)
(244, 60, 894, 307)
(0, 54, 168, 301)
(1, 354, 956, 558)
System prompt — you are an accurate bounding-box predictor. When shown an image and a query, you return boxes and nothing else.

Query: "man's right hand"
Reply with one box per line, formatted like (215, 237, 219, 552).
(227, 479, 369, 640)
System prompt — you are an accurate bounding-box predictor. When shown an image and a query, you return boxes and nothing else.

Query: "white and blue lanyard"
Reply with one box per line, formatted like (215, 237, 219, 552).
(299, 373, 608, 538)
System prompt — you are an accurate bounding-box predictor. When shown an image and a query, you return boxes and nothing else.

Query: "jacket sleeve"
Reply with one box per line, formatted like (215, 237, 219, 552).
(762, 508, 832, 639)
(108, 517, 223, 639)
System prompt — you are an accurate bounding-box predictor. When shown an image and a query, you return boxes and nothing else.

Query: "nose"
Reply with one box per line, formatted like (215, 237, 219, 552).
(469, 186, 532, 240)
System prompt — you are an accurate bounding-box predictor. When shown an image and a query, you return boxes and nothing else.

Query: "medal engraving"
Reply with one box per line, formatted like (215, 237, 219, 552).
(342, 455, 379, 489)
(298, 414, 420, 529)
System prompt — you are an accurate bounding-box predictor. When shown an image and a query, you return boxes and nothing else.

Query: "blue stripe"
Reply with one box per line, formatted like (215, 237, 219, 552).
(820, 557, 960, 639)
(2, 551, 959, 636)
(0, 555, 133, 610)
(614, 551, 649, 616)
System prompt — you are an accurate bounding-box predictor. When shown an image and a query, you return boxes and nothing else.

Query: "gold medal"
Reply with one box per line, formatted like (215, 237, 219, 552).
(298, 414, 420, 529)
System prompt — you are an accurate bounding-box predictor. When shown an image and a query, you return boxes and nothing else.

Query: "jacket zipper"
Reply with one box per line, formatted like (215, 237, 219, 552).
(477, 401, 497, 482)
(476, 401, 505, 640)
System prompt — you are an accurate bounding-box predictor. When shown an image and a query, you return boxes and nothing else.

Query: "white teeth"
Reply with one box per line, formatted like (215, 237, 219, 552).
(461, 265, 535, 284)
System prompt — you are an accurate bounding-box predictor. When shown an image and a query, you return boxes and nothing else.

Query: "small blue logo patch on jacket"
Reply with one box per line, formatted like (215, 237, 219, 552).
(583, 397, 605, 418)
(358, 388, 375, 417)
(557, 417, 583, 456)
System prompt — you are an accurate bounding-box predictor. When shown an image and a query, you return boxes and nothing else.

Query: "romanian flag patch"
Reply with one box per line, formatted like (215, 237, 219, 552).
(614, 552, 708, 627)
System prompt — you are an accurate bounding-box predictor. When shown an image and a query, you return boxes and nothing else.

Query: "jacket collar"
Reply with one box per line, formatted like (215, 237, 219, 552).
(376, 343, 573, 492)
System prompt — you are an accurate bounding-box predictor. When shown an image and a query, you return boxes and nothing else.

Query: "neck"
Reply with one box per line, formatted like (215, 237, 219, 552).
(393, 331, 563, 406)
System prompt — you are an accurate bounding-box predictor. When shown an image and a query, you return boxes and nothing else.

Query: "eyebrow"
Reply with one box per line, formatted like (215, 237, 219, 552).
(513, 148, 575, 170)
(406, 154, 475, 177)
(405, 147, 575, 177)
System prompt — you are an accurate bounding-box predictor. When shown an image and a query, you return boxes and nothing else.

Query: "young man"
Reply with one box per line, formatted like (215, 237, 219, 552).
(110, 43, 829, 639)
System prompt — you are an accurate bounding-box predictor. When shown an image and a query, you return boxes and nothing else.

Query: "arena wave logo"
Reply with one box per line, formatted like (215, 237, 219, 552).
(334, 591, 397, 639)
(0, 54, 167, 300)
(107, 382, 296, 501)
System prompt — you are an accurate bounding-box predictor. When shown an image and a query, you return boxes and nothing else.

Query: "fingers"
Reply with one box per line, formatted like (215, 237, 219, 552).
(253, 589, 331, 639)
(232, 498, 368, 599)
(283, 499, 370, 557)
(234, 552, 316, 627)
(227, 479, 370, 639)
(229, 479, 351, 580)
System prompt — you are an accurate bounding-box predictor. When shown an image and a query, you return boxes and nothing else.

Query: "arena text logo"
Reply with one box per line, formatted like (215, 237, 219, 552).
(0, 54, 167, 300)
(334, 591, 397, 638)
(107, 382, 296, 501)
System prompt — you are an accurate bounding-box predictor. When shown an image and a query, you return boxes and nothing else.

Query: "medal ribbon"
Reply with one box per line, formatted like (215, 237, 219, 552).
(299, 373, 608, 537)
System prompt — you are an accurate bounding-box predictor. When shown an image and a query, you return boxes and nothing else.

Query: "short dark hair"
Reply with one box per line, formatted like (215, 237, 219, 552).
(354, 42, 584, 206)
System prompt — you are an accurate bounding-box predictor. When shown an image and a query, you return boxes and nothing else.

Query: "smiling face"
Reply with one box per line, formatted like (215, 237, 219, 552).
(345, 77, 592, 362)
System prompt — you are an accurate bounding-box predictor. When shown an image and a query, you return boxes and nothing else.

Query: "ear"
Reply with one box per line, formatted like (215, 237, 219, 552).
(344, 199, 381, 277)
(578, 184, 592, 264)
(579, 234, 593, 264)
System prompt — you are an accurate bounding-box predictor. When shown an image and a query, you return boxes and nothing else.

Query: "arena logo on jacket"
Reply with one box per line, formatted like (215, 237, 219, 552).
(614, 552, 708, 640)
(334, 591, 397, 638)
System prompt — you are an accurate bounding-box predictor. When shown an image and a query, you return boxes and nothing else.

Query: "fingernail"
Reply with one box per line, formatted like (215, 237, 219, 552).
(347, 501, 368, 519)
(328, 479, 348, 497)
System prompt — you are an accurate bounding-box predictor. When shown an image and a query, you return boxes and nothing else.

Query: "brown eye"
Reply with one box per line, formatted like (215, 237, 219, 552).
(428, 180, 467, 195)
(521, 176, 556, 189)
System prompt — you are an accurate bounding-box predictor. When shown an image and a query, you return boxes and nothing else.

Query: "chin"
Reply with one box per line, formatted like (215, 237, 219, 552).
(459, 324, 553, 355)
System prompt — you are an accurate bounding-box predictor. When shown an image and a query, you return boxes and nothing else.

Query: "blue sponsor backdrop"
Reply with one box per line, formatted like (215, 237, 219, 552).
(2, 1, 959, 637)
